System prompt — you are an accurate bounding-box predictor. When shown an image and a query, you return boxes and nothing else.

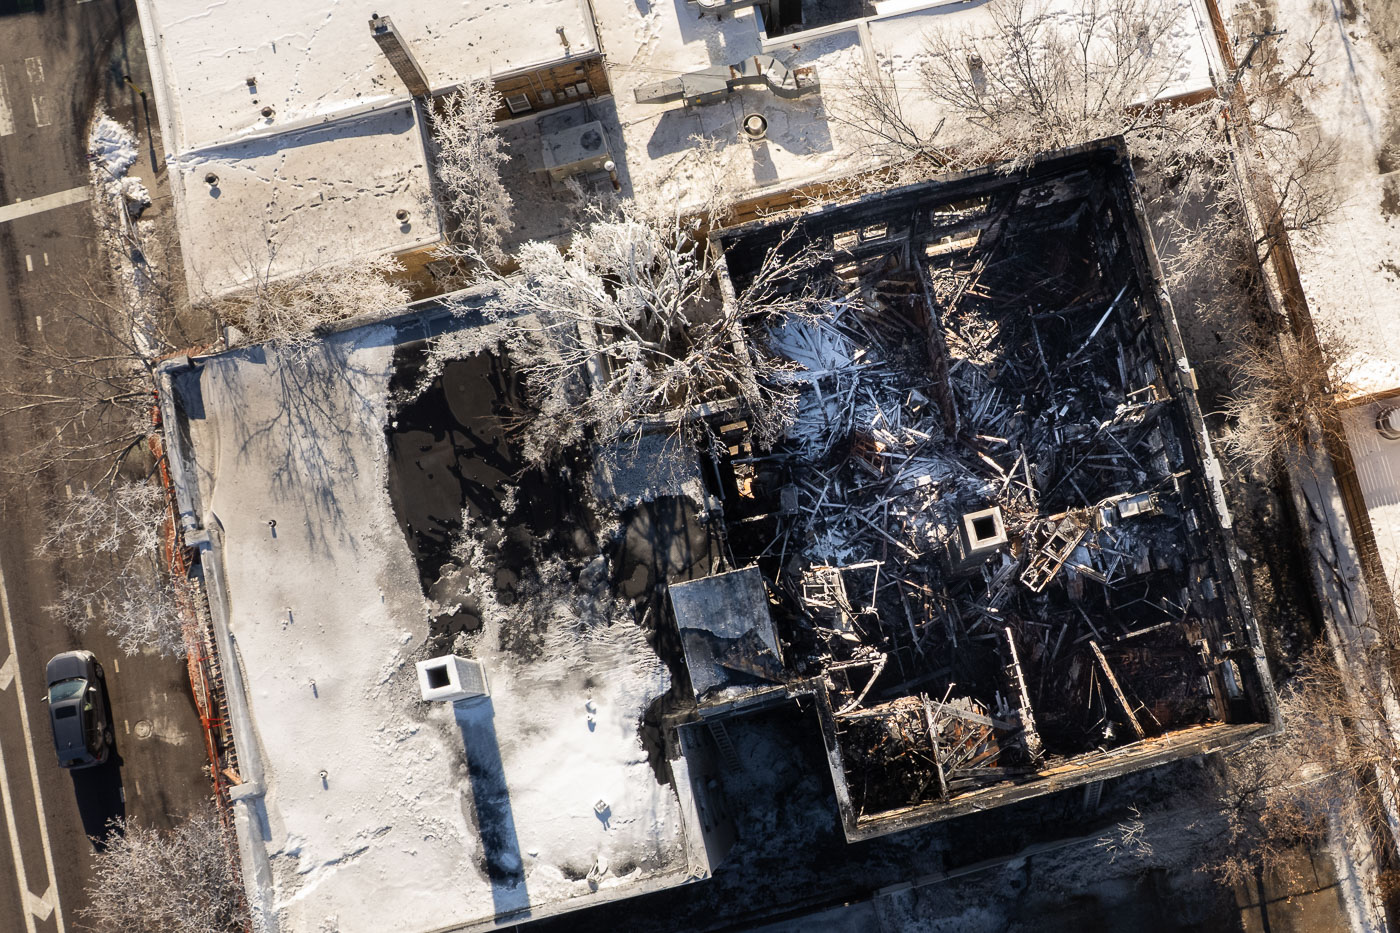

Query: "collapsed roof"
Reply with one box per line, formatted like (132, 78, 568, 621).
(689, 139, 1278, 838)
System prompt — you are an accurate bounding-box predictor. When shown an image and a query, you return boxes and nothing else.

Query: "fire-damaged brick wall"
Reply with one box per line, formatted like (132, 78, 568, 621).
(489, 57, 611, 122)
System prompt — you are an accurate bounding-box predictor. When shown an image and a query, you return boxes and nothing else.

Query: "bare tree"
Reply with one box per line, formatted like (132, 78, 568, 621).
(0, 215, 198, 481)
(428, 81, 515, 266)
(214, 254, 411, 350)
(1215, 325, 1352, 473)
(84, 810, 250, 933)
(1231, 24, 1342, 246)
(916, 0, 1192, 163)
(1210, 644, 1398, 891)
(39, 480, 164, 559)
(37, 479, 189, 658)
(446, 203, 827, 464)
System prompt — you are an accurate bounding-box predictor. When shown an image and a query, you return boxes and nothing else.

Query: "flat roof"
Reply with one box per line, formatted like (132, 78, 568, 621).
(169, 319, 702, 933)
(174, 104, 441, 297)
(140, 0, 599, 152)
(594, 0, 1215, 210)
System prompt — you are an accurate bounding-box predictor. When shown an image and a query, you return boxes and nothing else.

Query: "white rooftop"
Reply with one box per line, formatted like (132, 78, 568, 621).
(139, 0, 599, 152)
(174, 103, 440, 297)
(177, 324, 704, 933)
(594, 0, 1217, 209)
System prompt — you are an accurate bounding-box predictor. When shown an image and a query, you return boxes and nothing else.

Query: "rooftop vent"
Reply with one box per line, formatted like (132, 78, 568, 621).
(1377, 407, 1400, 441)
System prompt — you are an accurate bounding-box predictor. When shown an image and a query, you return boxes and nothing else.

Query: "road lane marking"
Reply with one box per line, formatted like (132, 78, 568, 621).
(24, 58, 49, 129)
(25, 884, 54, 921)
(0, 655, 14, 691)
(42, 253, 48, 266)
(112, 657, 119, 673)
(0, 65, 13, 137)
(25, 256, 32, 272)
(33, 316, 41, 332)
(0, 188, 88, 225)
(123, 719, 129, 735)
(0, 733, 37, 933)
(0, 559, 66, 932)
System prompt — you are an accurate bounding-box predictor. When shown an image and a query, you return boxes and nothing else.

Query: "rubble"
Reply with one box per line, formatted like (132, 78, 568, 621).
(701, 142, 1276, 838)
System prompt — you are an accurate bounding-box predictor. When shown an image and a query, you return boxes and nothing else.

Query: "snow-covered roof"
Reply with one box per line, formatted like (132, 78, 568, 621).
(173, 103, 441, 298)
(139, 0, 599, 152)
(594, 0, 1218, 210)
(173, 320, 707, 933)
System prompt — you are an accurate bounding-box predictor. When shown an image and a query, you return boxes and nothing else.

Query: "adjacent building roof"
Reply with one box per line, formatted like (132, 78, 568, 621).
(159, 310, 713, 933)
(138, 0, 599, 152)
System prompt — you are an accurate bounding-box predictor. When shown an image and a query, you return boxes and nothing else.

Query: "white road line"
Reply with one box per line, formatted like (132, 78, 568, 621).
(24, 256, 32, 273)
(0, 655, 14, 691)
(0, 65, 13, 137)
(112, 658, 119, 674)
(0, 559, 66, 932)
(0, 724, 37, 933)
(0, 188, 89, 225)
(24, 58, 49, 129)
(33, 316, 41, 332)
(42, 253, 48, 266)
(123, 719, 129, 735)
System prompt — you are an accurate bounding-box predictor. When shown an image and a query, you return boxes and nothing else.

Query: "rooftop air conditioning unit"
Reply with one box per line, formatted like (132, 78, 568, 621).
(1377, 407, 1400, 441)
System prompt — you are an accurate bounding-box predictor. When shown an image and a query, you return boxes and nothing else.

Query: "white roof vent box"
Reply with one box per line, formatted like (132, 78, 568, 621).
(1377, 406, 1400, 441)
(416, 655, 489, 703)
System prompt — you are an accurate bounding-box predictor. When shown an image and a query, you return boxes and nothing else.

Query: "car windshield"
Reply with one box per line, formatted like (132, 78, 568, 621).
(48, 679, 85, 702)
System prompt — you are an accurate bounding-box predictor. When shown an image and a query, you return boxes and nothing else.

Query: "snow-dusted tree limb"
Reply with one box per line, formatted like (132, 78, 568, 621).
(428, 81, 515, 266)
(38, 480, 165, 559)
(918, 0, 1192, 161)
(450, 203, 828, 463)
(37, 479, 190, 658)
(83, 810, 250, 933)
(0, 218, 196, 480)
(212, 253, 411, 351)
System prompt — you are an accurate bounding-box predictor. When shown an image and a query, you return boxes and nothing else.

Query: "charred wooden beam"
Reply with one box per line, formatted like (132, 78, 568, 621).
(1089, 640, 1146, 741)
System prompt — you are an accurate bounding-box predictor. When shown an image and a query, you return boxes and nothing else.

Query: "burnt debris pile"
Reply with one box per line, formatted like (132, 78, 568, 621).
(710, 146, 1272, 831)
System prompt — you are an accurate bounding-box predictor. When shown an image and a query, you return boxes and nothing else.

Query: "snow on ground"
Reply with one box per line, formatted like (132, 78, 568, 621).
(1256, 0, 1400, 395)
(88, 111, 163, 355)
(179, 326, 697, 933)
(91, 112, 138, 179)
(173, 104, 440, 297)
(138, 0, 599, 152)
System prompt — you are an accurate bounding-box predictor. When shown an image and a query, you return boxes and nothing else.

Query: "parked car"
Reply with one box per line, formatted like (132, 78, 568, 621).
(44, 651, 112, 769)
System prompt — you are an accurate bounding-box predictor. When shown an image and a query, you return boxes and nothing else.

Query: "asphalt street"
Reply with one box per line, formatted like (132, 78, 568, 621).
(0, 1, 211, 931)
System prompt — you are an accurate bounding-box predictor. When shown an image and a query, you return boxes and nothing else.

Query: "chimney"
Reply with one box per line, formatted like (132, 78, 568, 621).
(369, 14, 431, 97)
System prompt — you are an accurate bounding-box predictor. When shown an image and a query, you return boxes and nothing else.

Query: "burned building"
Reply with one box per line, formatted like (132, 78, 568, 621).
(684, 140, 1278, 840)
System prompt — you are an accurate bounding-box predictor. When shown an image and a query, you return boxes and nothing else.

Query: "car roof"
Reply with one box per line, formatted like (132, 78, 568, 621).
(50, 699, 87, 754)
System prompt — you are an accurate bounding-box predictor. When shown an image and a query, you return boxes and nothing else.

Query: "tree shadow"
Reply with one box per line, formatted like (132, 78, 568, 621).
(456, 698, 530, 921)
